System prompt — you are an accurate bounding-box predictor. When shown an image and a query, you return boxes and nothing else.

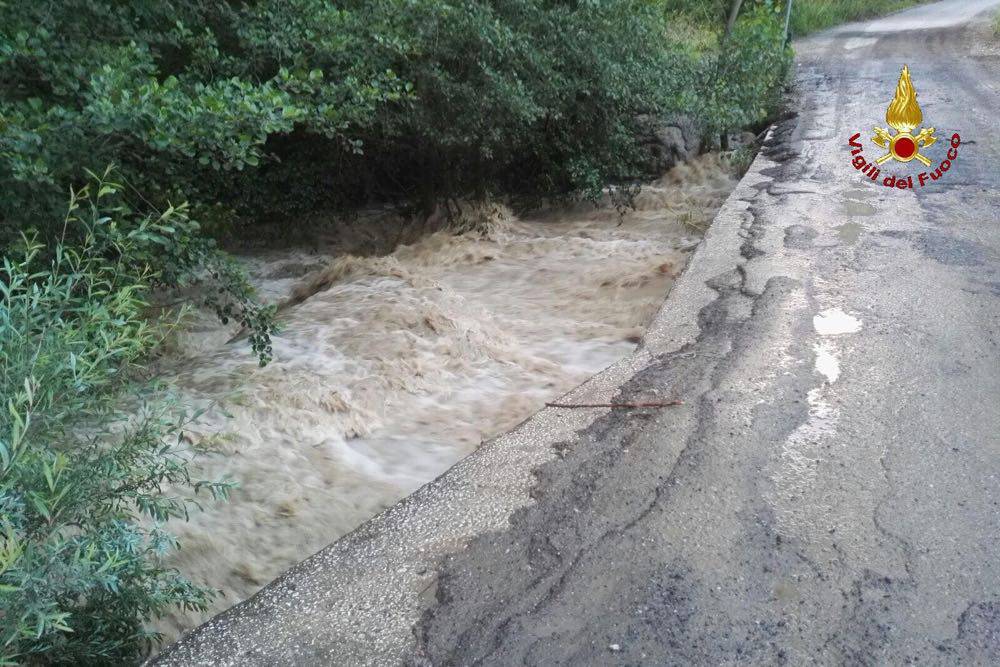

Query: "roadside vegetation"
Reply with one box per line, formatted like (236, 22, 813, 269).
(0, 173, 246, 663)
(0, 0, 922, 662)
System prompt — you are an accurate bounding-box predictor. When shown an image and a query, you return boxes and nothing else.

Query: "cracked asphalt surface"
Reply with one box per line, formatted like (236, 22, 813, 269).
(155, 1, 1000, 664)
(414, 3, 1000, 664)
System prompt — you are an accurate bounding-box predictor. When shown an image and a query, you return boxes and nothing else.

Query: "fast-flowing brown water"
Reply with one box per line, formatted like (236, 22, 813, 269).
(157, 154, 736, 640)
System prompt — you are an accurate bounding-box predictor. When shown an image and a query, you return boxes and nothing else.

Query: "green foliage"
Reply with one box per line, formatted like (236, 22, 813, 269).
(194, 0, 700, 210)
(378, 0, 688, 202)
(728, 141, 761, 174)
(662, 0, 741, 26)
(0, 0, 713, 222)
(699, 3, 793, 137)
(6, 0, 904, 225)
(658, 1, 791, 145)
(0, 179, 237, 664)
(0, 0, 401, 224)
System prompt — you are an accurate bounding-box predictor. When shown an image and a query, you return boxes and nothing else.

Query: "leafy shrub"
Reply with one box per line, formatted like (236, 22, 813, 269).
(699, 3, 793, 139)
(0, 177, 236, 664)
(0, 1, 337, 228)
(0, 0, 705, 227)
(660, 1, 791, 144)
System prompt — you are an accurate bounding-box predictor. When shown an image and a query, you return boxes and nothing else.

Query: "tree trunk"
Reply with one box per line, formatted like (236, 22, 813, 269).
(783, 0, 794, 43)
(719, 0, 744, 150)
(724, 0, 744, 40)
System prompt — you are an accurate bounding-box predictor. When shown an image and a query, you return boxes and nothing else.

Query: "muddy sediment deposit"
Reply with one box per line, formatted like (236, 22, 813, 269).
(157, 154, 738, 641)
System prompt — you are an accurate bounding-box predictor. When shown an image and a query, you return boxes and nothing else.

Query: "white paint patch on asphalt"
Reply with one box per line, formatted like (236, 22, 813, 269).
(814, 342, 841, 384)
(813, 308, 863, 336)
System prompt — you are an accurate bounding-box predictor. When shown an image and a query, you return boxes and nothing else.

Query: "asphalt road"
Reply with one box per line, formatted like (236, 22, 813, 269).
(155, 2, 1000, 664)
(414, 3, 1000, 664)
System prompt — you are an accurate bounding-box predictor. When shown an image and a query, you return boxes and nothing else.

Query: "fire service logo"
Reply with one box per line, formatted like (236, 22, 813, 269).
(847, 65, 961, 189)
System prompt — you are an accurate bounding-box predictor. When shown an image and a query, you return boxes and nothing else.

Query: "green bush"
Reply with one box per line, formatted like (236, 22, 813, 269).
(700, 3, 793, 139)
(0, 177, 236, 664)
(0, 0, 717, 225)
(0, 2, 339, 221)
(660, 1, 791, 145)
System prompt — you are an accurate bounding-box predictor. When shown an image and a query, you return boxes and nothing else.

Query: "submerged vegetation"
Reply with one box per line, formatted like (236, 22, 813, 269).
(0, 0, 921, 662)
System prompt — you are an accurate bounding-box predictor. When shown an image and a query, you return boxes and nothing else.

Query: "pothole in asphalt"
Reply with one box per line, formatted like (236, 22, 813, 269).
(836, 221, 864, 244)
(841, 200, 878, 217)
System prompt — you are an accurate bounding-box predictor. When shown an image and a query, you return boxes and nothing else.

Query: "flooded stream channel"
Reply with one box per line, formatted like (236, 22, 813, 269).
(157, 154, 737, 640)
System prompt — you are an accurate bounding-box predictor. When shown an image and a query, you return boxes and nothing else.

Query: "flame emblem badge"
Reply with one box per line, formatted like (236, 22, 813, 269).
(872, 65, 936, 166)
(847, 65, 961, 189)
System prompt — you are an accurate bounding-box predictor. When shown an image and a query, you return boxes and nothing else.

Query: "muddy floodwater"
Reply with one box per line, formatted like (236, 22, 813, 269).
(156, 155, 737, 640)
